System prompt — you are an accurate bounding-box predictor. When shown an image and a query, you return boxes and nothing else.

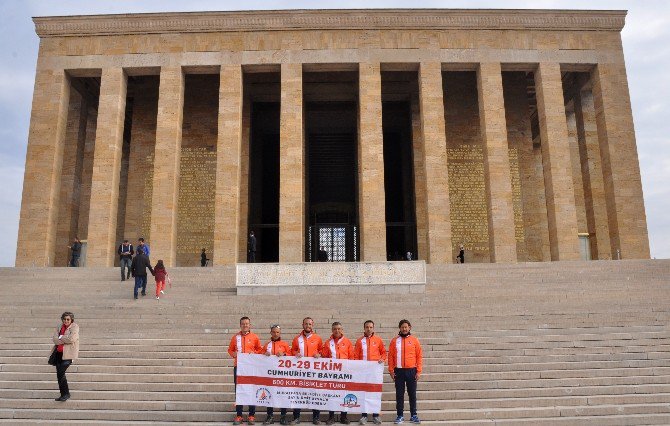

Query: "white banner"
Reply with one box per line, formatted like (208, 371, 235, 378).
(235, 353, 383, 413)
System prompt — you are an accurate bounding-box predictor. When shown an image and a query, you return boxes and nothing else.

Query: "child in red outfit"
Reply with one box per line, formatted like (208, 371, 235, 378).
(153, 260, 168, 299)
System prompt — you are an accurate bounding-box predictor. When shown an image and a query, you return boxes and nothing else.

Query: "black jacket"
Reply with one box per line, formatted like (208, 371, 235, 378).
(70, 242, 82, 256)
(130, 253, 154, 277)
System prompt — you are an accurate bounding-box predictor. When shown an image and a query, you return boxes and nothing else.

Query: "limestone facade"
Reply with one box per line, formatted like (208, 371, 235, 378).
(16, 9, 650, 266)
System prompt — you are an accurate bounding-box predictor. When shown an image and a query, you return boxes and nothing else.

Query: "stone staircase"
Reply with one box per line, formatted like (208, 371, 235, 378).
(0, 259, 668, 424)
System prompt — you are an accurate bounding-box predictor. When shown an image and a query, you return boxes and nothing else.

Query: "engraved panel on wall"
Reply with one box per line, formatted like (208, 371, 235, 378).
(177, 147, 216, 265)
(508, 146, 527, 259)
(444, 71, 490, 262)
(176, 74, 219, 266)
(447, 145, 489, 258)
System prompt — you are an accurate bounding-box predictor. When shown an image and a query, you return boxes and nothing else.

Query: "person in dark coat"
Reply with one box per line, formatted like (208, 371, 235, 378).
(130, 250, 154, 299)
(67, 237, 82, 267)
(201, 248, 208, 267)
(137, 237, 150, 257)
(247, 231, 257, 263)
(318, 246, 329, 262)
(118, 240, 134, 281)
(456, 244, 465, 264)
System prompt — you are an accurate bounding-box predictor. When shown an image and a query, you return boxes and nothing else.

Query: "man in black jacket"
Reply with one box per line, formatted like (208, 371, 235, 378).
(130, 250, 154, 299)
(67, 238, 82, 267)
(118, 240, 134, 281)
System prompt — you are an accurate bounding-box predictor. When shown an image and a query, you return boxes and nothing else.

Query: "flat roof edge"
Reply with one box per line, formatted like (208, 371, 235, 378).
(33, 9, 627, 38)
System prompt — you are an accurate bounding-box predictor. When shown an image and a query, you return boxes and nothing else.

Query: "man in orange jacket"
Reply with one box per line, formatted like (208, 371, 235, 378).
(262, 324, 292, 425)
(322, 322, 354, 425)
(353, 320, 386, 425)
(388, 319, 422, 424)
(291, 317, 323, 425)
(228, 316, 263, 425)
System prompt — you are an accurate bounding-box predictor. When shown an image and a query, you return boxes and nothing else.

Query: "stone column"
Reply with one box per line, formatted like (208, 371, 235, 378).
(237, 93, 251, 261)
(502, 72, 551, 262)
(534, 62, 580, 260)
(86, 68, 128, 266)
(16, 68, 70, 267)
(278, 63, 304, 262)
(477, 62, 517, 262)
(592, 61, 650, 259)
(55, 90, 88, 266)
(213, 65, 243, 265)
(417, 62, 452, 263)
(149, 67, 185, 266)
(358, 63, 387, 261)
(574, 88, 612, 259)
(410, 88, 429, 261)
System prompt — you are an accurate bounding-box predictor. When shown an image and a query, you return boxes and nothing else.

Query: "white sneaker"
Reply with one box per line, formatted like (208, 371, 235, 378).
(156, 296, 160, 300)
(160, 290, 164, 294)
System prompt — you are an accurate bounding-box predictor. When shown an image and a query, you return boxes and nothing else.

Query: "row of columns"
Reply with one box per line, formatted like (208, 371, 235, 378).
(17, 60, 649, 267)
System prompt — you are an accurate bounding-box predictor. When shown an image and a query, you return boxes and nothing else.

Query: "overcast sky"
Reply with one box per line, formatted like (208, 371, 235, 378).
(0, 0, 668, 266)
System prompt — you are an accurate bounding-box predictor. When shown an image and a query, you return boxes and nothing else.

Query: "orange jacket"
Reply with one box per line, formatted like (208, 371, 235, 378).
(388, 334, 423, 374)
(354, 333, 387, 362)
(262, 339, 292, 356)
(291, 331, 323, 357)
(321, 335, 355, 359)
(228, 331, 263, 366)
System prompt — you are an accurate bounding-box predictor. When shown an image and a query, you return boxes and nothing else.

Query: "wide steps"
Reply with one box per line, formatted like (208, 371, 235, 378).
(0, 260, 668, 423)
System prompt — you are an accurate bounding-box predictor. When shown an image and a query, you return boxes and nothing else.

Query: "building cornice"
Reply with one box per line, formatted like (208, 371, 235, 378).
(33, 9, 626, 38)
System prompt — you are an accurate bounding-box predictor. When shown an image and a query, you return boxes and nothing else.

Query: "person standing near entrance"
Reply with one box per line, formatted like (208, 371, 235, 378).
(322, 322, 354, 425)
(291, 317, 323, 425)
(118, 240, 134, 280)
(262, 324, 292, 425)
(354, 320, 386, 425)
(137, 237, 150, 257)
(388, 320, 423, 424)
(67, 237, 82, 267)
(228, 316, 263, 425)
(201, 248, 208, 267)
(456, 244, 465, 264)
(130, 249, 154, 299)
(318, 246, 329, 262)
(248, 231, 257, 263)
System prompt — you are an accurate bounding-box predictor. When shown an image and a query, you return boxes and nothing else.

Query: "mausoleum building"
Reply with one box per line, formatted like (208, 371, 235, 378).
(16, 9, 650, 266)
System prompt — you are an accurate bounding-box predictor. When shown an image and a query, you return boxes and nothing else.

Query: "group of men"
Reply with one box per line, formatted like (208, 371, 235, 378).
(228, 317, 423, 426)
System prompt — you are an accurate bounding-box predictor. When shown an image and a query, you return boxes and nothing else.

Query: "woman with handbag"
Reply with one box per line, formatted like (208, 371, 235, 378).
(48, 311, 79, 401)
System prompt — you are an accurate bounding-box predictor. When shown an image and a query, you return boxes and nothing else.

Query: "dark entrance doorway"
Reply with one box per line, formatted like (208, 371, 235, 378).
(246, 71, 281, 262)
(382, 71, 419, 260)
(306, 130, 358, 262)
(304, 71, 359, 262)
(248, 102, 280, 262)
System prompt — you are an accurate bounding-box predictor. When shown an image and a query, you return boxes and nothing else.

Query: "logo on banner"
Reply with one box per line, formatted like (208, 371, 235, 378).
(340, 394, 360, 408)
(256, 387, 272, 403)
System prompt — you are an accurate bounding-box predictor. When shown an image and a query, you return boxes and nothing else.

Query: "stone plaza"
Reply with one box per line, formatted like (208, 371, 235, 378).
(16, 9, 650, 267)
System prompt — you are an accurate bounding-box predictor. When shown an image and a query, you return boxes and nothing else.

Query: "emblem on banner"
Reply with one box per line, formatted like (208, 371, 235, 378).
(256, 387, 272, 403)
(340, 394, 360, 408)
